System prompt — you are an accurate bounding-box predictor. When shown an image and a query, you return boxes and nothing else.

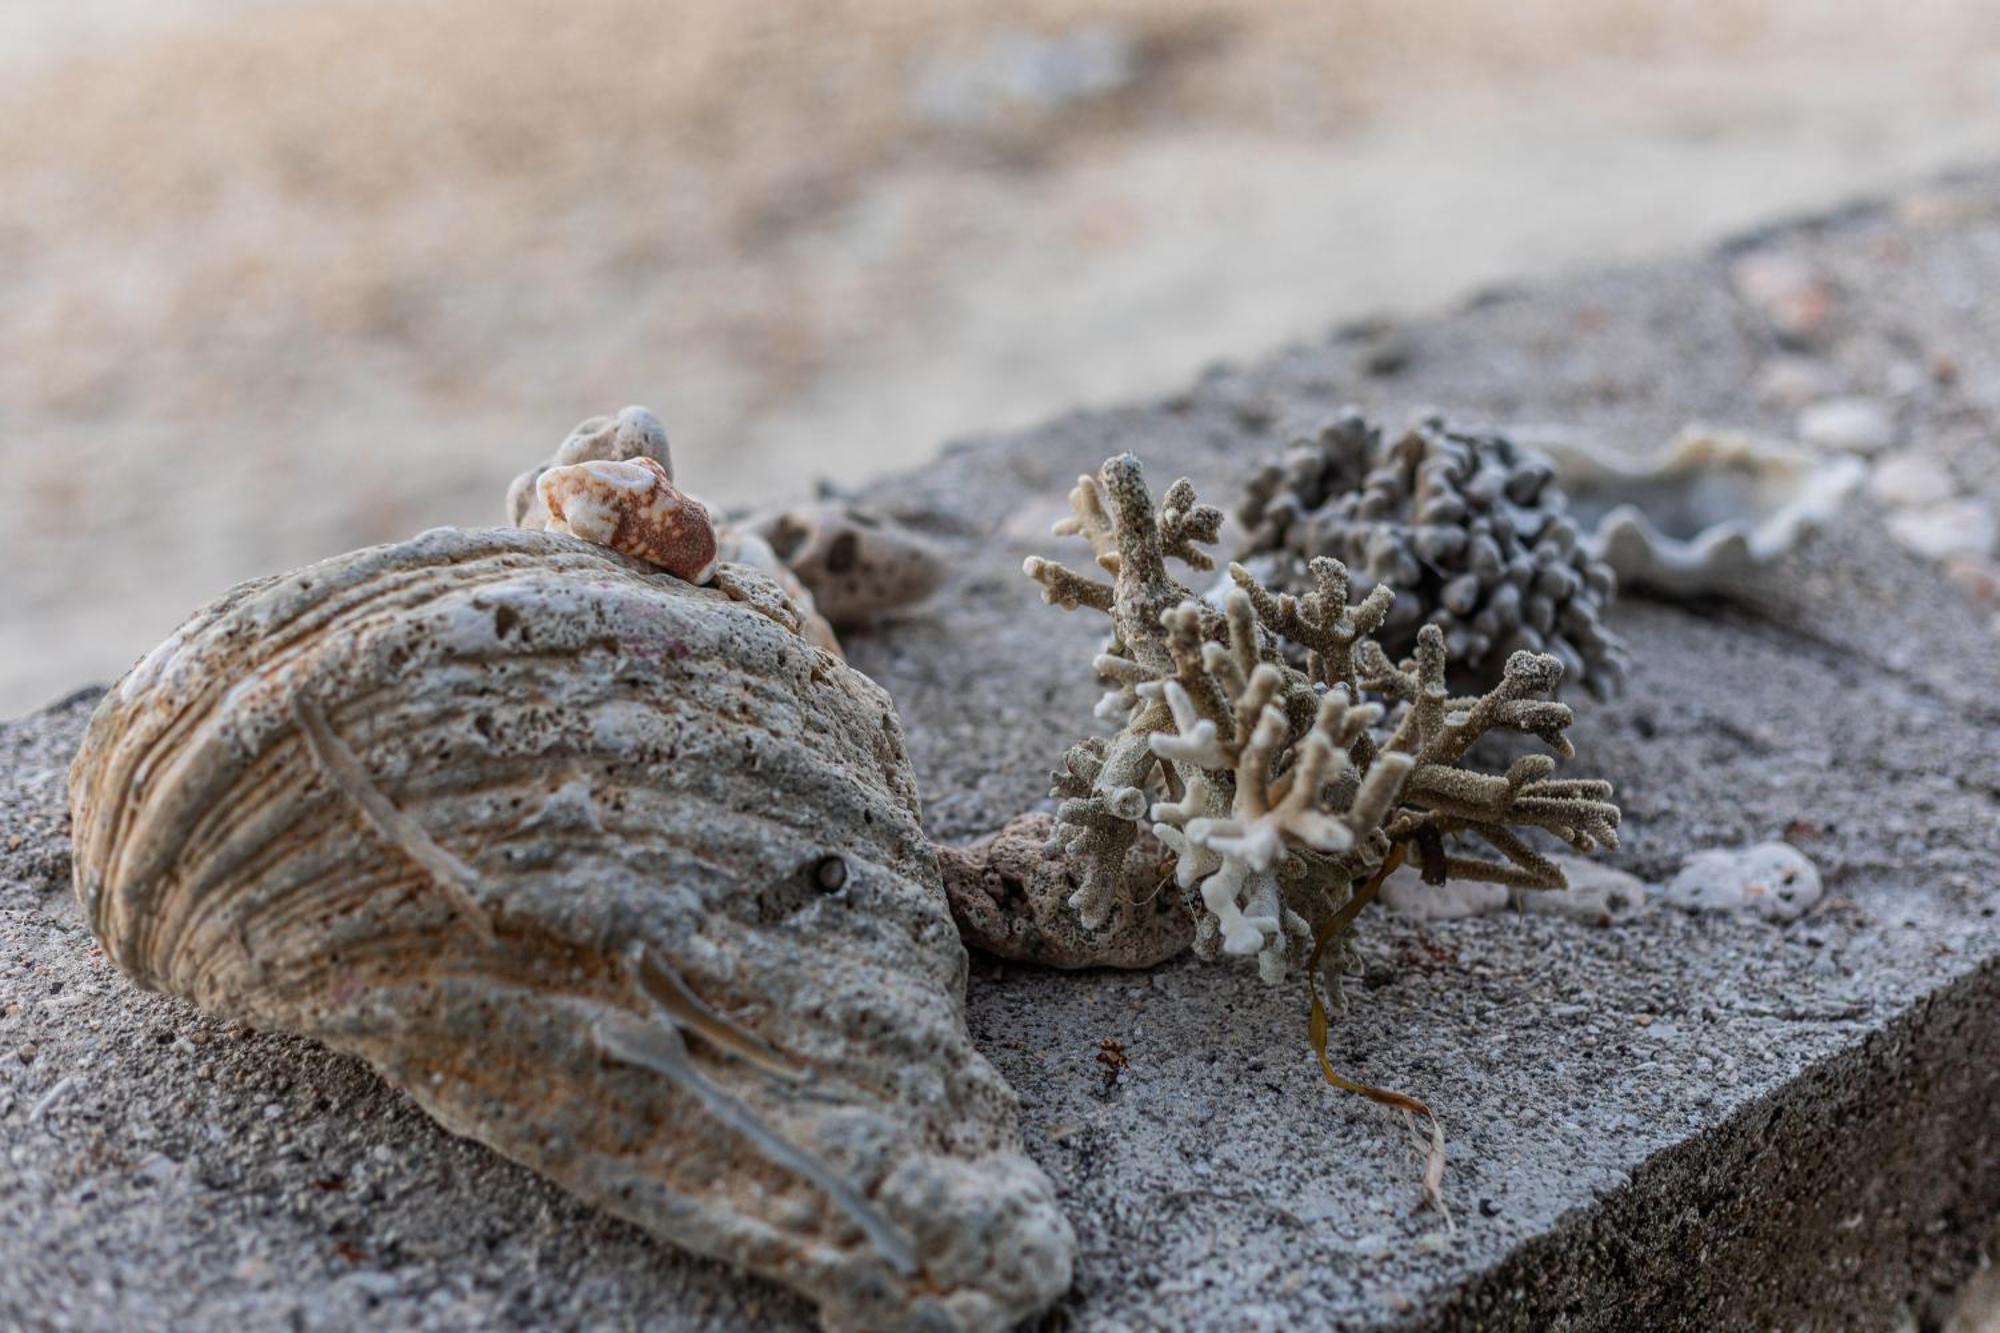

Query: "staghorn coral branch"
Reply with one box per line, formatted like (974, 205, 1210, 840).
(1158, 477, 1225, 572)
(1025, 452, 1621, 986)
(1023, 555, 1114, 612)
(1050, 472, 1120, 571)
(1014, 451, 1626, 1219)
(1230, 556, 1394, 695)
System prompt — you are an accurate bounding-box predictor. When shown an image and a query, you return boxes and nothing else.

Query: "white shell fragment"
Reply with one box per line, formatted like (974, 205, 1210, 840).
(68, 527, 1072, 1333)
(1797, 396, 1896, 456)
(1883, 497, 1997, 562)
(1379, 856, 1648, 926)
(1663, 842, 1823, 922)
(1536, 427, 1865, 596)
(508, 404, 675, 530)
(1867, 452, 1956, 509)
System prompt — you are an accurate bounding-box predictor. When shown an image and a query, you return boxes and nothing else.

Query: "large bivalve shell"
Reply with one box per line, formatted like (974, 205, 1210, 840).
(68, 526, 1073, 1333)
(1535, 426, 1865, 597)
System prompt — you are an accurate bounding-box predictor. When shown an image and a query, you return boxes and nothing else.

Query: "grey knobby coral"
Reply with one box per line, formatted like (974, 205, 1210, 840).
(1236, 412, 1629, 698)
(1025, 452, 1621, 987)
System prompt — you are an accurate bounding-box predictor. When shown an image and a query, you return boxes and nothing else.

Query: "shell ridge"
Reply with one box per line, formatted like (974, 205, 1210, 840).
(293, 695, 498, 944)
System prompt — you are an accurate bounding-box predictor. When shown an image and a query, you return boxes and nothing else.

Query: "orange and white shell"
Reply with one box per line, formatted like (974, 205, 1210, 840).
(537, 456, 720, 584)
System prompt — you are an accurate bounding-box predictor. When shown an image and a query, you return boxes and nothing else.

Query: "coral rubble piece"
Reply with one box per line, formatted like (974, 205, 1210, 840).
(937, 812, 1194, 969)
(747, 503, 947, 628)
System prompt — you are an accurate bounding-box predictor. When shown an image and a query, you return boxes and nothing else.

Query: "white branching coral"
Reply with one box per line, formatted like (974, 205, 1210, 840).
(1026, 453, 1621, 985)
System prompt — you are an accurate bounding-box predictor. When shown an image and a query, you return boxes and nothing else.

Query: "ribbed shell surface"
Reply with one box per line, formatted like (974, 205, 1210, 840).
(67, 526, 1072, 1333)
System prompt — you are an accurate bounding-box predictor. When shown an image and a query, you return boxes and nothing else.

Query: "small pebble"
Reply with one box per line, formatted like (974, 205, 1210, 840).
(1730, 252, 1834, 344)
(1943, 555, 2000, 605)
(29, 1076, 76, 1122)
(1663, 842, 1822, 922)
(1866, 452, 1955, 509)
(1752, 355, 1841, 410)
(1798, 397, 1895, 455)
(345, 1270, 402, 1299)
(1884, 498, 1997, 561)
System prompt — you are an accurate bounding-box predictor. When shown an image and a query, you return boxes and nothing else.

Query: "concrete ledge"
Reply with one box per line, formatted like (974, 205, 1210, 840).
(7, 169, 2000, 1330)
(1439, 957, 2000, 1330)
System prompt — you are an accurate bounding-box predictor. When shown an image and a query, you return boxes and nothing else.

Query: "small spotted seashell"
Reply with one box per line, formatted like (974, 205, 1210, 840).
(538, 456, 720, 584)
(749, 503, 946, 626)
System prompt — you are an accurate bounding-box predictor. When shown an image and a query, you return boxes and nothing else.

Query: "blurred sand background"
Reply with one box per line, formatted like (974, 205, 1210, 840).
(6, 0, 2000, 715)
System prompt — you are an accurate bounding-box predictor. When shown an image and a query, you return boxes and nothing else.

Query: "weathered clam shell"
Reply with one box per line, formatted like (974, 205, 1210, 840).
(68, 527, 1072, 1333)
(1535, 427, 1865, 596)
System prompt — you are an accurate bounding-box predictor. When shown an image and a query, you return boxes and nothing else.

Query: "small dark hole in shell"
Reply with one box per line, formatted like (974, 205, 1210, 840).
(768, 516, 810, 561)
(825, 531, 861, 574)
(814, 856, 848, 892)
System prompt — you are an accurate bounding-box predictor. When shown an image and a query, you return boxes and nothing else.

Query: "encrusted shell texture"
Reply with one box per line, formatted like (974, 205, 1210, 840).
(68, 527, 1071, 1333)
(1237, 412, 1628, 697)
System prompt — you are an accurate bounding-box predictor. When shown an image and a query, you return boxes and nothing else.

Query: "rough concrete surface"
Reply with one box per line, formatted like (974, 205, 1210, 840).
(8, 172, 2000, 1330)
